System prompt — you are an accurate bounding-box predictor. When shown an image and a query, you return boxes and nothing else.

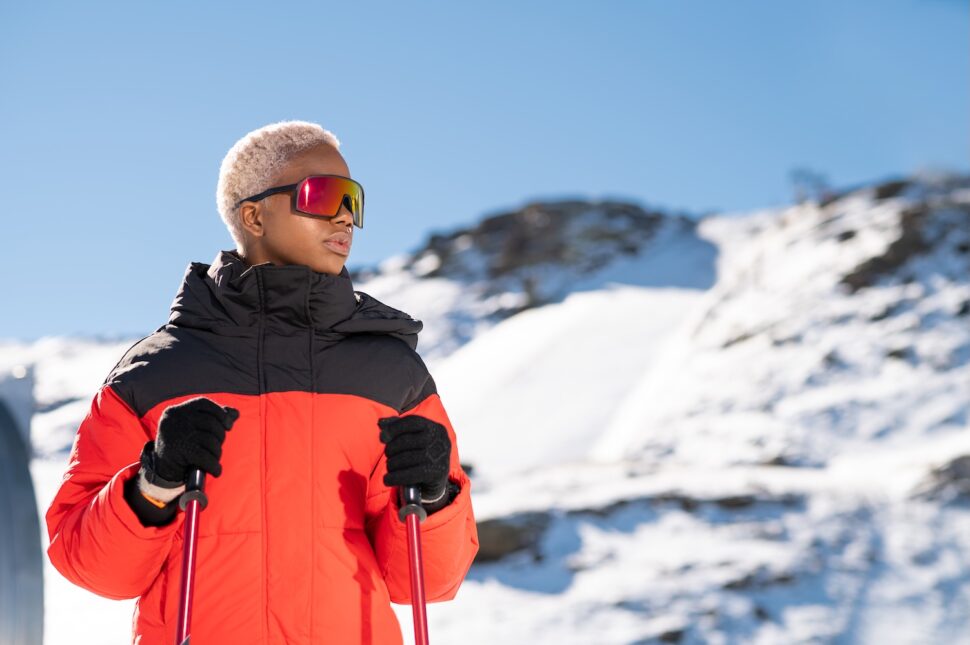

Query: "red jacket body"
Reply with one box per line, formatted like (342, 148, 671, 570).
(45, 249, 479, 644)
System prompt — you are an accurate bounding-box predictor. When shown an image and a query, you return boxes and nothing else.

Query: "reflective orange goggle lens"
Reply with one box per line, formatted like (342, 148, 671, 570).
(236, 174, 365, 228)
(296, 175, 364, 228)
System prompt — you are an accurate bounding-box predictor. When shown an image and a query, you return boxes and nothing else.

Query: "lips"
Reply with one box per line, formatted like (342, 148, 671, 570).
(323, 232, 352, 256)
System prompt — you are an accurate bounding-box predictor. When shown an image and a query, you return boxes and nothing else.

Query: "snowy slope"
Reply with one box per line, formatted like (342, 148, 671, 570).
(354, 204, 718, 482)
(429, 174, 970, 644)
(8, 172, 970, 644)
(434, 286, 706, 482)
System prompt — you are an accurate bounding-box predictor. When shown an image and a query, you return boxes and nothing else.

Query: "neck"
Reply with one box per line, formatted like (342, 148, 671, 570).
(233, 246, 344, 276)
(235, 245, 271, 268)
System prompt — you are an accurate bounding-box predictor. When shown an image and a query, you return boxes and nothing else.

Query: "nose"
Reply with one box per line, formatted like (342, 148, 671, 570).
(332, 201, 354, 229)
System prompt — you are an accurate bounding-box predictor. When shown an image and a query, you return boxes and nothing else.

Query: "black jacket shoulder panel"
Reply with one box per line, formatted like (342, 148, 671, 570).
(318, 333, 436, 413)
(104, 326, 259, 418)
(103, 250, 435, 417)
(103, 326, 435, 418)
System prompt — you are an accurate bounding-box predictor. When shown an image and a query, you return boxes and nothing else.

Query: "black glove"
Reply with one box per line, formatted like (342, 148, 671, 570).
(145, 396, 240, 484)
(378, 415, 456, 511)
(125, 397, 239, 527)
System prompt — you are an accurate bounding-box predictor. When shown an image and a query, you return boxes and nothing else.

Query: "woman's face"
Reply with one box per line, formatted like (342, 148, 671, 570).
(240, 143, 356, 276)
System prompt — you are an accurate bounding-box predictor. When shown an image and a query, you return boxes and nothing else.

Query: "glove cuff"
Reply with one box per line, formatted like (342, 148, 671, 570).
(139, 440, 186, 489)
(419, 481, 449, 504)
(421, 479, 460, 514)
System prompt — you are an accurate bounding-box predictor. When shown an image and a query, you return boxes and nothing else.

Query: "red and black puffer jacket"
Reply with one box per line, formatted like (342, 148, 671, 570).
(45, 249, 480, 644)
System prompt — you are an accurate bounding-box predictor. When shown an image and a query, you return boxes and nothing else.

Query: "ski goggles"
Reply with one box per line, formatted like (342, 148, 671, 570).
(235, 175, 365, 228)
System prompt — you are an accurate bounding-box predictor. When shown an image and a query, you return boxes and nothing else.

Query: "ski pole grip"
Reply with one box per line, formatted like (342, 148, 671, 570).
(179, 469, 208, 511)
(398, 484, 427, 523)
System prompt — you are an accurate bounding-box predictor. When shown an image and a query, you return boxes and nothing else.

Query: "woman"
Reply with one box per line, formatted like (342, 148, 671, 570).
(45, 120, 480, 644)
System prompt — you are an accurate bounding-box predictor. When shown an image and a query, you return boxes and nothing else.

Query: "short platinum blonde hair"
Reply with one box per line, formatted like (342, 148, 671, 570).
(216, 120, 341, 248)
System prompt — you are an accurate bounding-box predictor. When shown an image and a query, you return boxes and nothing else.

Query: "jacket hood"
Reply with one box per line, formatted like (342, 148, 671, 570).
(168, 249, 423, 350)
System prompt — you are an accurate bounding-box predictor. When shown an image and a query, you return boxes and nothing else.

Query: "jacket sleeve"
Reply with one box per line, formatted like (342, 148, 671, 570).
(45, 383, 182, 600)
(365, 390, 480, 604)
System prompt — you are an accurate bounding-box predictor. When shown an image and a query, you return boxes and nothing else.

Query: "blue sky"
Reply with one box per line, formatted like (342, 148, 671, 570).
(1, 0, 966, 341)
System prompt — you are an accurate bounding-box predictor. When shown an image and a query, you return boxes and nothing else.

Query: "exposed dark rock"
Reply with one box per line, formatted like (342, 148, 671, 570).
(354, 197, 701, 289)
(760, 454, 791, 466)
(476, 491, 803, 564)
(650, 493, 699, 512)
(914, 455, 970, 503)
(612, 599, 650, 613)
(823, 350, 849, 369)
(722, 331, 755, 349)
(576, 491, 803, 515)
(629, 627, 686, 643)
(817, 175, 909, 208)
(658, 628, 685, 643)
(350, 196, 709, 334)
(870, 302, 905, 322)
(417, 200, 669, 284)
(840, 205, 929, 293)
(474, 512, 551, 563)
(872, 179, 911, 200)
(722, 565, 796, 590)
(566, 497, 638, 517)
(886, 347, 911, 361)
(839, 203, 970, 294)
(714, 495, 757, 509)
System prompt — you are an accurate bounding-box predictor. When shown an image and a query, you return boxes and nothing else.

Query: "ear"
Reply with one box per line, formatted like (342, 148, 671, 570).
(239, 202, 265, 238)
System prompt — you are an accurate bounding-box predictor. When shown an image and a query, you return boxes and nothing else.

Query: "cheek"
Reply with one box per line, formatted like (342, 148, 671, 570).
(295, 219, 330, 250)
(271, 212, 315, 242)
(264, 214, 318, 262)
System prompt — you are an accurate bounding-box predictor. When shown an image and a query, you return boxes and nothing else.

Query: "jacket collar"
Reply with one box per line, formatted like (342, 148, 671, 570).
(168, 249, 423, 350)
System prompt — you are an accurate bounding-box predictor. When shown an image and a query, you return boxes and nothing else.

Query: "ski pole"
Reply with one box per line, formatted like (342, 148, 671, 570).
(176, 469, 208, 645)
(398, 484, 430, 645)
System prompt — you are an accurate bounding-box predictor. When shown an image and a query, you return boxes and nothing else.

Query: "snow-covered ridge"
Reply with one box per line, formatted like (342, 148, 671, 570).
(600, 174, 970, 469)
(447, 172, 970, 643)
(351, 198, 715, 362)
(6, 171, 970, 643)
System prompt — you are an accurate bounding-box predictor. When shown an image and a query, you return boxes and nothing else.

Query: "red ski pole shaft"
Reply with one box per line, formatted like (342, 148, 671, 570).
(176, 469, 208, 645)
(399, 485, 430, 645)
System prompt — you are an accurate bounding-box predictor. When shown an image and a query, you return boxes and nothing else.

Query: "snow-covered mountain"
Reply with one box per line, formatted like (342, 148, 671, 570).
(349, 199, 716, 363)
(4, 170, 969, 644)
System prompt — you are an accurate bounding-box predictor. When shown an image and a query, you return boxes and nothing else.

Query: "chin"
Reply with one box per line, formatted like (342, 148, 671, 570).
(304, 249, 348, 276)
(316, 262, 346, 276)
